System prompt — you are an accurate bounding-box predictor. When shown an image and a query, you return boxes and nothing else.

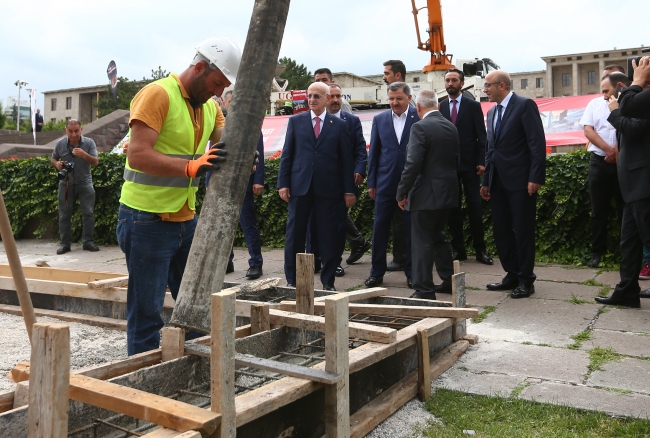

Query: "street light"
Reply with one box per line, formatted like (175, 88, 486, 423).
(14, 80, 28, 132)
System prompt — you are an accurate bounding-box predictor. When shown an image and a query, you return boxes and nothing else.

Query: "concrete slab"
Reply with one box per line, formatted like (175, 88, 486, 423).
(580, 330, 650, 358)
(464, 273, 506, 290)
(595, 307, 650, 334)
(532, 281, 602, 301)
(588, 357, 650, 395)
(432, 363, 524, 397)
(534, 266, 599, 284)
(519, 381, 650, 419)
(436, 290, 506, 307)
(458, 340, 589, 384)
(456, 259, 504, 275)
(471, 297, 597, 347)
(595, 271, 620, 288)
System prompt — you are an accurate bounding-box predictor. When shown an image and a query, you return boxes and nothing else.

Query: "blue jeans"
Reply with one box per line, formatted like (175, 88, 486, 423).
(644, 246, 650, 264)
(117, 204, 196, 355)
(58, 182, 95, 246)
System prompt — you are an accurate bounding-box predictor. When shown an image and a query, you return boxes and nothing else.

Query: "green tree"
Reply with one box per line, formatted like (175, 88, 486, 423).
(278, 57, 312, 91)
(0, 102, 6, 129)
(42, 119, 67, 131)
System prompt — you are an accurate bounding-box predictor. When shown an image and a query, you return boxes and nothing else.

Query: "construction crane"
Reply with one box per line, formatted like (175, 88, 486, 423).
(411, 0, 454, 72)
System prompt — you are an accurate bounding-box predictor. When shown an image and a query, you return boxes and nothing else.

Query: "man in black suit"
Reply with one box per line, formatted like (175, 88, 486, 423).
(35, 109, 44, 132)
(397, 90, 459, 299)
(596, 72, 650, 307)
(439, 68, 492, 265)
(480, 70, 546, 298)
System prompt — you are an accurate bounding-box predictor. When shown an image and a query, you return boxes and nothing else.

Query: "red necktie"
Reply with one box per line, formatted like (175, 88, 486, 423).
(451, 99, 458, 125)
(314, 116, 321, 139)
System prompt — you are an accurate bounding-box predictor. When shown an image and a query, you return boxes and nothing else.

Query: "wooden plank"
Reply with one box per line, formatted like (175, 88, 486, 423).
(453, 260, 461, 275)
(12, 381, 29, 409)
(324, 294, 350, 438)
(0, 390, 14, 413)
(315, 287, 387, 302)
(211, 291, 236, 438)
(143, 428, 209, 437)
(0, 264, 125, 283)
(161, 327, 185, 362)
(286, 302, 478, 319)
(416, 327, 431, 401)
(452, 272, 467, 341)
(463, 334, 479, 345)
(296, 253, 314, 315)
(87, 276, 129, 289)
(235, 300, 279, 318)
(28, 323, 70, 438)
(0, 304, 127, 331)
(268, 309, 397, 344)
(250, 303, 270, 334)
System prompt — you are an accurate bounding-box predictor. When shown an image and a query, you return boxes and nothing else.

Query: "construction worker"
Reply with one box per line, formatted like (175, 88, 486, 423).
(117, 37, 241, 355)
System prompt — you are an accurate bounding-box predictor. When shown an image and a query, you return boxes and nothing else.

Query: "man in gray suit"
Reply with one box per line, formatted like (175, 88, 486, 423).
(397, 90, 459, 300)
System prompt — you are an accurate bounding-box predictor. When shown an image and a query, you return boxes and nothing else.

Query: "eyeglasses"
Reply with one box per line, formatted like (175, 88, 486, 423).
(307, 94, 324, 99)
(483, 82, 502, 89)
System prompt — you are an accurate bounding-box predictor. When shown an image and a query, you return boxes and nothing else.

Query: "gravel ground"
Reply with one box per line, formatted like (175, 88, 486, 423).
(366, 398, 438, 438)
(0, 313, 127, 392)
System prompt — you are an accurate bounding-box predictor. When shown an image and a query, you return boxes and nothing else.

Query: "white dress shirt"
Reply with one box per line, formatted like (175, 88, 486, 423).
(492, 91, 513, 131)
(579, 96, 616, 156)
(311, 110, 326, 128)
(331, 110, 342, 118)
(392, 109, 409, 141)
(422, 109, 439, 119)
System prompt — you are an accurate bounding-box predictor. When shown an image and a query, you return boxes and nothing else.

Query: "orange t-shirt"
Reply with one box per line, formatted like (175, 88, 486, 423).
(129, 74, 225, 221)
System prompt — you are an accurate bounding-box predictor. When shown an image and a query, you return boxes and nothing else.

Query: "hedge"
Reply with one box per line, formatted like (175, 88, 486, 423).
(0, 150, 621, 266)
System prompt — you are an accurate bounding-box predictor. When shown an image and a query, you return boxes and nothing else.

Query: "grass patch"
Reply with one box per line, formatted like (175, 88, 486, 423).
(471, 306, 496, 324)
(598, 307, 610, 314)
(522, 341, 533, 345)
(344, 284, 363, 292)
(566, 294, 592, 305)
(465, 286, 481, 291)
(567, 330, 592, 350)
(587, 347, 622, 373)
(423, 389, 650, 437)
(510, 382, 530, 398)
(604, 387, 633, 395)
(598, 286, 612, 297)
(580, 279, 605, 287)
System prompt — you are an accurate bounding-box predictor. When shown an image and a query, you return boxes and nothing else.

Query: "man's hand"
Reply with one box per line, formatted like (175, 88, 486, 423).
(72, 146, 99, 166)
(528, 182, 541, 196)
(345, 194, 356, 208)
(53, 160, 63, 171)
(608, 94, 619, 112)
(603, 144, 617, 164)
(252, 184, 264, 196)
(398, 196, 408, 210)
(184, 142, 227, 178)
(368, 188, 376, 200)
(122, 140, 129, 154)
(480, 186, 490, 201)
(632, 56, 650, 88)
(354, 173, 364, 186)
(476, 165, 485, 176)
(278, 187, 290, 202)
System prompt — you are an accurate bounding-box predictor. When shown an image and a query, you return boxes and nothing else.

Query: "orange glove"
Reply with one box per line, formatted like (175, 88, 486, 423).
(185, 142, 227, 178)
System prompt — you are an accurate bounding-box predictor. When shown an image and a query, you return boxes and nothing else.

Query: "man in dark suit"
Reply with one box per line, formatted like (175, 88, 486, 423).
(35, 109, 44, 132)
(366, 82, 419, 288)
(596, 73, 650, 307)
(439, 68, 492, 266)
(278, 82, 355, 290)
(397, 90, 459, 299)
(480, 71, 546, 298)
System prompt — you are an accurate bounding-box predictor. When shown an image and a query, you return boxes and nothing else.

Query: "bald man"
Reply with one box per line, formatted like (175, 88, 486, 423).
(278, 82, 355, 290)
(480, 70, 546, 298)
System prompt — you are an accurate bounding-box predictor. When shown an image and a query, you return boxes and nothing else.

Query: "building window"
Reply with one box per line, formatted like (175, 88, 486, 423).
(562, 74, 570, 87)
(622, 51, 627, 56)
(51, 118, 56, 123)
(577, 56, 582, 60)
(536, 77, 544, 88)
(51, 99, 57, 111)
(412, 77, 420, 83)
(603, 53, 609, 58)
(521, 79, 528, 89)
(550, 58, 556, 63)
(632, 51, 638, 55)
(567, 57, 573, 61)
(594, 54, 600, 58)
(587, 71, 596, 85)
(66, 97, 72, 110)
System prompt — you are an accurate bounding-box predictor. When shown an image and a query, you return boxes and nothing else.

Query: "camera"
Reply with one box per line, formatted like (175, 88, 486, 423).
(57, 161, 75, 180)
(627, 48, 650, 81)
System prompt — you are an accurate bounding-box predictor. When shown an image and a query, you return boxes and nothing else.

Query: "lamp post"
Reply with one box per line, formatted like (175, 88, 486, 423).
(14, 80, 28, 132)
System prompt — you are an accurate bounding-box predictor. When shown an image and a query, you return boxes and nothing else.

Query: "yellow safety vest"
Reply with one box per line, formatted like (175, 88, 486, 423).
(119, 75, 216, 213)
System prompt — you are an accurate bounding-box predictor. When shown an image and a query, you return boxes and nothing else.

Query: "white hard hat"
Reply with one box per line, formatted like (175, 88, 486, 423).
(195, 37, 242, 85)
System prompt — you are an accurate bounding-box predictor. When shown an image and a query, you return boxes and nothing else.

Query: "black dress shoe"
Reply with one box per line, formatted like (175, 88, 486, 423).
(286, 282, 296, 287)
(595, 294, 641, 308)
(407, 276, 413, 289)
(476, 252, 493, 265)
(245, 266, 262, 279)
(487, 278, 519, 291)
(335, 266, 345, 277)
(386, 261, 404, 271)
(587, 254, 601, 268)
(56, 245, 71, 255)
(640, 289, 650, 299)
(510, 283, 535, 298)
(365, 276, 383, 287)
(226, 261, 235, 273)
(83, 242, 99, 252)
(435, 281, 452, 292)
(323, 285, 336, 291)
(346, 241, 372, 264)
(410, 290, 437, 300)
(451, 251, 467, 261)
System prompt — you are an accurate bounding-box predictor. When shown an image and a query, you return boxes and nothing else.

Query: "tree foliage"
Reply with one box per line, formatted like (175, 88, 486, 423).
(278, 57, 312, 91)
(0, 102, 6, 129)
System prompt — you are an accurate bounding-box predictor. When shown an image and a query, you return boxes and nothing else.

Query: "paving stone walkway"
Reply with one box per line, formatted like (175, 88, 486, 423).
(2, 240, 650, 420)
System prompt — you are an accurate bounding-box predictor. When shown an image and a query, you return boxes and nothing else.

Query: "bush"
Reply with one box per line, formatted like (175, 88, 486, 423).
(0, 150, 621, 266)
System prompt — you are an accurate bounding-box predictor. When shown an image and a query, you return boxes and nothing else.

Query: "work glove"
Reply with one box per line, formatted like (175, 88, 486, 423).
(185, 142, 227, 178)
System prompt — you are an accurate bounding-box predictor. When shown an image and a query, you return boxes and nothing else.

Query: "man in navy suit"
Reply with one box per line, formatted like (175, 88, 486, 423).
(481, 71, 546, 298)
(439, 68, 492, 267)
(278, 82, 355, 290)
(366, 82, 419, 288)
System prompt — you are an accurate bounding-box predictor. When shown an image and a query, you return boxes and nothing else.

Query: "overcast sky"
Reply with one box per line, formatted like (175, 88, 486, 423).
(1, 0, 647, 111)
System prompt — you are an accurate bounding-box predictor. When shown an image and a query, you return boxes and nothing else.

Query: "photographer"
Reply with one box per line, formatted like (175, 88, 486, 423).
(50, 119, 99, 255)
(619, 56, 650, 119)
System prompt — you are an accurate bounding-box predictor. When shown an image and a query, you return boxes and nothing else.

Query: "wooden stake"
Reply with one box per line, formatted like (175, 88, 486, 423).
(161, 327, 186, 362)
(250, 303, 270, 334)
(27, 323, 70, 438)
(451, 272, 467, 341)
(453, 260, 460, 275)
(87, 275, 129, 289)
(170, 0, 291, 333)
(296, 253, 314, 315)
(324, 294, 350, 438)
(211, 291, 236, 438)
(0, 188, 37, 342)
(416, 327, 431, 401)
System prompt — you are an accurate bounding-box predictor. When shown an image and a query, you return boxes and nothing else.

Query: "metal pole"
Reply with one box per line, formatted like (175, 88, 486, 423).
(16, 83, 21, 132)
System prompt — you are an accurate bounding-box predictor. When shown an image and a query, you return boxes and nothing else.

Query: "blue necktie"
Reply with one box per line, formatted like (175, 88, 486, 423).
(494, 104, 503, 138)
